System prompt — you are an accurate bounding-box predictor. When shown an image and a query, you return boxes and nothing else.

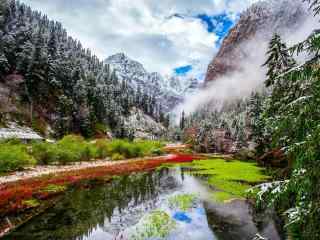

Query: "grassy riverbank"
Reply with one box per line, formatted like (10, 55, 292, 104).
(0, 136, 165, 173)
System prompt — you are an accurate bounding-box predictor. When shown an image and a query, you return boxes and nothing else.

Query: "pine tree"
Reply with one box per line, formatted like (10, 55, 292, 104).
(263, 33, 296, 87)
(180, 111, 185, 130)
(254, 2, 320, 238)
(305, 0, 320, 15)
(263, 34, 297, 120)
(164, 115, 170, 128)
(0, 0, 163, 138)
(249, 91, 268, 154)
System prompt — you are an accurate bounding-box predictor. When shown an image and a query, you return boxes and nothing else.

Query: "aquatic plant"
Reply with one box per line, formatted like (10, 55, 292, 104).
(168, 194, 197, 211)
(190, 159, 269, 183)
(42, 184, 67, 193)
(180, 159, 269, 203)
(22, 199, 40, 208)
(131, 210, 176, 240)
(213, 191, 237, 203)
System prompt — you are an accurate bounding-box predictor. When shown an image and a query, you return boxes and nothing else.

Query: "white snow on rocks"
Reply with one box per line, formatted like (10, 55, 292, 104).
(0, 122, 43, 141)
(125, 108, 166, 140)
(105, 53, 200, 110)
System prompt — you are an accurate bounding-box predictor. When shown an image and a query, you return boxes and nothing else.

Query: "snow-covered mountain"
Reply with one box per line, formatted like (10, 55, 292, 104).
(205, 0, 311, 83)
(105, 53, 200, 110)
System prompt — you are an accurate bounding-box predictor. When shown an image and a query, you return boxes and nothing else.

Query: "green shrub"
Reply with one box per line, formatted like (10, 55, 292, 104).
(106, 139, 165, 159)
(0, 143, 36, 172)
(111, 153, 125, 161)
(106, 140, 140, 159)
(94, 139, 110, 159)
(50, 135, 97, 164)
(1, 138, 23, 145)
(0, 136, 165, 171)
(135, 140, 165, 157)
(31, 142, 58, 165)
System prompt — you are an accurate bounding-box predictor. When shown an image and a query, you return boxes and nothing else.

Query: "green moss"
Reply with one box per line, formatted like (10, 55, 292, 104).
(190, 159, 269, 183)
(42, 184, 67, 193)
(208, 178, 250, 197)
(212, 191, 238, 203)
(133, 210, 176, 239)
(22, 199, 40, 208)
(168, 194, 197, 211)
(176, 159, 270, 203)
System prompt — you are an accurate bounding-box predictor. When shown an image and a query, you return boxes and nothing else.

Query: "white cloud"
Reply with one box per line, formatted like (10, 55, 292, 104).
(174, 1, 318, 119)
(21, 0, 258, 75)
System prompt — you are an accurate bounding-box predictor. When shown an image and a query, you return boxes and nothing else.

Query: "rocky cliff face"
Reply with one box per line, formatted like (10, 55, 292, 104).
(105, 53, 200, 110)
(205, 0, 309, 83)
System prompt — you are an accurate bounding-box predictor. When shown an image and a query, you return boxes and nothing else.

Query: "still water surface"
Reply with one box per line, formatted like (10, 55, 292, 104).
(4, 166, 282, 240)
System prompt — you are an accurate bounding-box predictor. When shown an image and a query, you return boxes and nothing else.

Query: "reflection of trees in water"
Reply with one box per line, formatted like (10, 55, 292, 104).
(4, 169, 171, 240)
(204, 201, 282, 240)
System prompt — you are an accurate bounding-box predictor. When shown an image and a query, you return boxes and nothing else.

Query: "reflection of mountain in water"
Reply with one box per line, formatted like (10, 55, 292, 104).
(4, 168, 283, 240)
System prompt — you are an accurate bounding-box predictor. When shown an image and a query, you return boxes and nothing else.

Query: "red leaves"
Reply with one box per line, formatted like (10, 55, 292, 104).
(163, 154, 202, 163)
(0, 154, 201, 216)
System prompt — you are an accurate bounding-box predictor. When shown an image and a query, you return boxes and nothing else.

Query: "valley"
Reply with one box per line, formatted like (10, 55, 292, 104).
(1, 0, 320, 239)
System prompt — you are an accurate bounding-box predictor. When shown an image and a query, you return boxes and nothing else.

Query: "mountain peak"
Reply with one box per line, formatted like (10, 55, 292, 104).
(105, 53, 201, 111)
(205, 0, 309, 83)
(106, 52, 128, 61)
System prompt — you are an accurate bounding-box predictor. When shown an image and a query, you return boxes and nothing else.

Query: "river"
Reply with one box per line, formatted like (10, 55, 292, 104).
(3, 163, 283, 240)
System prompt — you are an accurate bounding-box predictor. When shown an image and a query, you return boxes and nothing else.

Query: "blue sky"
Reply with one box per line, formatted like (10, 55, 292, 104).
(198, 13, 235, 40)
(174, 65, 193, 75)
(175, 13, 236, 76)
(21, 0, 257, 78)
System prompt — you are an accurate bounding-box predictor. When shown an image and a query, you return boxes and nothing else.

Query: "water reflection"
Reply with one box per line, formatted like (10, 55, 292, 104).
(204, 200, 281, 240)
(4, 169, 176, 240)
(3, 167, 283, 240)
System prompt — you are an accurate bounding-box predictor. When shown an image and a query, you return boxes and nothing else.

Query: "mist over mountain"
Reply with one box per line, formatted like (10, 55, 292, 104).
(205, 0, 312, 83)
(177, 0, 317, 116)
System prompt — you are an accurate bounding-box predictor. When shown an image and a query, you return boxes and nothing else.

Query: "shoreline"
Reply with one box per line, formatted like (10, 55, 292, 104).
(0, 155, 167, 185)
(0, 153, 203, 237)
